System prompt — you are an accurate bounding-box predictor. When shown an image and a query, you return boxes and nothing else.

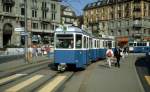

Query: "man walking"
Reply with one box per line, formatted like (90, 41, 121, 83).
(114, 46, 122, 68)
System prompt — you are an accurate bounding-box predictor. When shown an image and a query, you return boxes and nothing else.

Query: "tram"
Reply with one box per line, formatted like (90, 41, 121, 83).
(54, 25, 115, 71)
(128, 41, 150, 53)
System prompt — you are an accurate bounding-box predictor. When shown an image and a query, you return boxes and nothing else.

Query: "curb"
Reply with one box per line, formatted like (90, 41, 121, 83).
(133, 55, 145, 92)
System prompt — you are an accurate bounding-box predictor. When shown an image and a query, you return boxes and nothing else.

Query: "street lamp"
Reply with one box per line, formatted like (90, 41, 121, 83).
(24, 0, 28, 63)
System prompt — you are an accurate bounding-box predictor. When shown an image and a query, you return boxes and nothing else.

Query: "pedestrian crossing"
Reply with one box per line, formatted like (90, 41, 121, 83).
(37, 75, 66, 92)
(0, 74, 27, 85)
(5, 75, 44, 92)
(0, 72, 73, 92)
(144, 76, 150, 86)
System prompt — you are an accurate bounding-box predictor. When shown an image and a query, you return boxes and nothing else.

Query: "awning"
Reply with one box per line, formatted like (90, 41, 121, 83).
(116, 37, 128, 42)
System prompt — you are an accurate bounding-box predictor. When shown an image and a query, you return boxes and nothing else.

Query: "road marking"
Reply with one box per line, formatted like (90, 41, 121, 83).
(37, 75, 67, 92)
(5, 75, 44, 92)
(0, 74, 27, 85)
(145, 76, 150, 86)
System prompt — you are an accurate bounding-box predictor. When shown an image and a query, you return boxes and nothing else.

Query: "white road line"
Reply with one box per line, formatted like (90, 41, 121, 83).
(0, 74, 27, 85)
(5, 75, 44, 92)
(37, 75, 67, 92)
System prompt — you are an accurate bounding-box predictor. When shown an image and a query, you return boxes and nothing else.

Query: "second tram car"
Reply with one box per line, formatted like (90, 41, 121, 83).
(54, 26, 115, 71)
(128, 41, 150, 53)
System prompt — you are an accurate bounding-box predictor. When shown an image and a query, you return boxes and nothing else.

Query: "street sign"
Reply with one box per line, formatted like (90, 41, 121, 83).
(21, 32, 28, 35)
(15, 27, 24, 32)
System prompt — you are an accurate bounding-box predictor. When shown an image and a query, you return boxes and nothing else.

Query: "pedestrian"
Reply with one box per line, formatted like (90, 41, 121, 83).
(114, 46, 122, 68)
(46, 45, 51, 59)
(106, 47, 114, 68)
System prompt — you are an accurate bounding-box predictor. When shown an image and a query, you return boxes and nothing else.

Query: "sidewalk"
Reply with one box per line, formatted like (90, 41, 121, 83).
(93, 54, 145, 92)
(0, 54, 53, 71)
(57, 54, 146, 92)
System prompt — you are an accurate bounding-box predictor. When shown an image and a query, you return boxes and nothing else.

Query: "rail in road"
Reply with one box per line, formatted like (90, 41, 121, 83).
(0, 62, 73, 92)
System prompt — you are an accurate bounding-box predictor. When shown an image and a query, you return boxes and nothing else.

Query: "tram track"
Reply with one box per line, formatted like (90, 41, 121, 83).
(0, 60, 51, 79)
(0, 62, 74, 92)
(0, 63, 49, 86)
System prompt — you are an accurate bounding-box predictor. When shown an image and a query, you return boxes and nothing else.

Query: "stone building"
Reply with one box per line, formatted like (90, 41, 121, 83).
(0, 0, 61, 48)
(83, 0, 150, 46)
(61, 5, 77, 25)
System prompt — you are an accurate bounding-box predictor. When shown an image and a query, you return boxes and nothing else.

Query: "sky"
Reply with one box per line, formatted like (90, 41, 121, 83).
(61, 0, 98, 16)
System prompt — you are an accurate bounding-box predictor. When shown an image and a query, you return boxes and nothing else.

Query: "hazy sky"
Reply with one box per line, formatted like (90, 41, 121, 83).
(62, 0, 98, 15)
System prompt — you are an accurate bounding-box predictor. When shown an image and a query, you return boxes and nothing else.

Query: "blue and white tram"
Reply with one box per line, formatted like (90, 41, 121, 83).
(129, 41, 150, 53)
(54, 26, 90, 71)
(54, 26, 116, 71)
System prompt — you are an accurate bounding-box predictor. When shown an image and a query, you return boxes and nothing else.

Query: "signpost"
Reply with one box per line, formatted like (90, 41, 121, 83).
(15, 27, 24, 32)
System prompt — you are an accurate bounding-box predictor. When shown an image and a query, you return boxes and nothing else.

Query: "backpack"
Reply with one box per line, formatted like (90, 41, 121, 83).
(107, 50, 112, 57)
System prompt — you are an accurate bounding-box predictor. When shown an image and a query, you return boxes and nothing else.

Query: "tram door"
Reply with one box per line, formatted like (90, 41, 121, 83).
(75, 34, 82, 67)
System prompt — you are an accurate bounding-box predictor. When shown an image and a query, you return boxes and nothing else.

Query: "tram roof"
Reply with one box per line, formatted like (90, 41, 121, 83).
(55, 26, 83, 33)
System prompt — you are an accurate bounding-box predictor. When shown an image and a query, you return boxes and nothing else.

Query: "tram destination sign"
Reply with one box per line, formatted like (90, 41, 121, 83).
(15, 27, 24, 32)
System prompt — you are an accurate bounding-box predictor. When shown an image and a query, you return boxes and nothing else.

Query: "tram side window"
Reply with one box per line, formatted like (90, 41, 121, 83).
(56, 34, 73, 48)
(143, 43, 146, 46)
(94, 40, 96, 48)
(108, 41, 112, 48)
(134, 43, 137, 46)
(76, 35, 82, 48)
(89, 38, 92, 48)
(83, 36, 86, 48)
(129, 43, 134, 46)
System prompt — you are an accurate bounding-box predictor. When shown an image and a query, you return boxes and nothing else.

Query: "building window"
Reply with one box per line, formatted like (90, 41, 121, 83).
(118, 30, 121, 35)
(32, 10, 37, 18)
(52, 12, 56, 20)
(20, 21, 25, 27)
(144, 29, 146, 34)
(3, 5, 12, 12)
(32, 0, 37, 3)
(21, 8, 25, 15)
(42, 2, 47, 19)
(126, 29, 129, 35)
(51, 24, 55, 30)
(32, 23, 38, 29)
(41, 23, 48, 30)
(51, 3, 56, 10)
(111, 30, 114, 36)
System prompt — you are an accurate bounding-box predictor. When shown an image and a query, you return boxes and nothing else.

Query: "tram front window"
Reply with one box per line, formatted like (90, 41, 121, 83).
(56, 34, 74, 49)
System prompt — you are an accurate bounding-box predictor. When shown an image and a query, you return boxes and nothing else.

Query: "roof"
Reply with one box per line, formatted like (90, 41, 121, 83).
(83, 0, 146, 10)
(55, 26, 83, 33)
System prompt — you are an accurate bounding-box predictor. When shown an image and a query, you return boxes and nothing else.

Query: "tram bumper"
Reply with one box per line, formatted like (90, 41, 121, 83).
(58, 63, 67, 72)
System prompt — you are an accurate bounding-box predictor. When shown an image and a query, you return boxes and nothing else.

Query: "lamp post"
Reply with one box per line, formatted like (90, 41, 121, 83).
(24, 0, 28, 63)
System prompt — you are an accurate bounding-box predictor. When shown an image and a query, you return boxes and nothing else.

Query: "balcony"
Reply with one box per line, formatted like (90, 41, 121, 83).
(133, 7, 141, 12)
(41, 7, 49, 12)
(133, 20, 142, 28)
(31, 5, 38, 10)
(2, 0, 15, 6)
(133, 12, 141, 19)
(133, 0, 141, 3)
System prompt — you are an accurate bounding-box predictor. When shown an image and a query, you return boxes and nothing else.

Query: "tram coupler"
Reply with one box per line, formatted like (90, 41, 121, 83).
(58, 63, 67, 72)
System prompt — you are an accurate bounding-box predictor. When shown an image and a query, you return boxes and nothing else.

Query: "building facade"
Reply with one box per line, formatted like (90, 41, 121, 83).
(83, 0, 150, 46)
(0, 0, 61, 48)
(61, 5, 77, 25)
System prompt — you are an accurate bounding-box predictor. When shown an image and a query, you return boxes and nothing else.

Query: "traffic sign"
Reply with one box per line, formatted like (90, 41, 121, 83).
(21, 32, 28, 35)
(15, 27, 24, 32)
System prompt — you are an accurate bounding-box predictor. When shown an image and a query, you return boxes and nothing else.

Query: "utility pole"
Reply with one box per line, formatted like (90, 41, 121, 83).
(24, 0, 28, 63)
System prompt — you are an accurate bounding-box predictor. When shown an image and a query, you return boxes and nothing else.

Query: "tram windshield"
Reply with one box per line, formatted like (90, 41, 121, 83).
(56, 34, 74, 49)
